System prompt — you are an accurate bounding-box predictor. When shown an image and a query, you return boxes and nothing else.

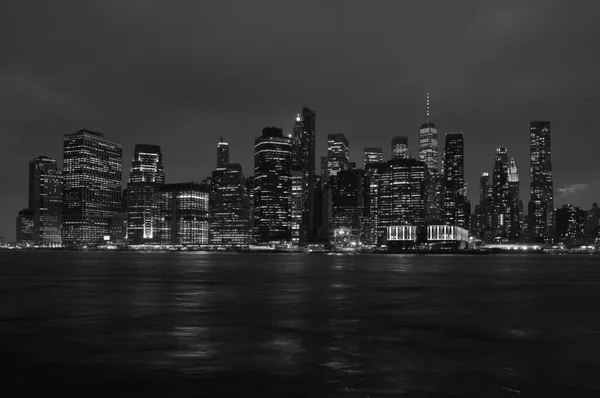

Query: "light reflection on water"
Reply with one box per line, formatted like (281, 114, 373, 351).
(2, 252, 600, 396)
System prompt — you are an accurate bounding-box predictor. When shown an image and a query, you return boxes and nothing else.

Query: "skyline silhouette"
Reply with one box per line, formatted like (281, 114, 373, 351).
(2, 1, 599, 240)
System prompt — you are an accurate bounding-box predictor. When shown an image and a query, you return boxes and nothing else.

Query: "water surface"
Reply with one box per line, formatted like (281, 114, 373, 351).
(2, 252, 599, 397)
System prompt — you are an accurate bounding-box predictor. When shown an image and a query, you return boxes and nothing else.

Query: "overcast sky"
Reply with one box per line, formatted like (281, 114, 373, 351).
(1, 0, 599, 240)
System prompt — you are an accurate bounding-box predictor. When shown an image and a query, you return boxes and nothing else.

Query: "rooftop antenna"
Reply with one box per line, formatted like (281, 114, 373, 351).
(426, 92, 431, 124)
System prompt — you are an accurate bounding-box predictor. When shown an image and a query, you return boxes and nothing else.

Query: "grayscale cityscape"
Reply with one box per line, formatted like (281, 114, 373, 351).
(8, 107, 600, 253)
(2, 1, 600, 396)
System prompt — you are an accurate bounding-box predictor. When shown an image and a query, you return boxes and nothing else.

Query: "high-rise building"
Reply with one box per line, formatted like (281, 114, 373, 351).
(442, 133, 467, 227)
(157, 183, 210, 245)
(290, 108, 317, 242)
(62, 129, 122, 245)
(327, 133, 350, 178)
(126, 144, 165, 244)
(312, 175, 326, 241)
(507, 158, 522, 242)
(379, 159, 427, 231)
(329, 168, 364, 238)
(363, 163, 386, 245)
(492, 147, 510, 238)
(529, 121, 553, 243)
(586, 203, 600, 238)
(245, 176, 255, 241)
(363, 147, 383, 167)
(210, 163, 250, 246)
(391, 136, 410, 159)
(29, 156, 62, 246)
(16, 208, 34, 245)
(555, 204, 585, 245)
(479, 172, 491, 205)
(217, 137, 229, 169)
(253, 127, 292, 243)
(473, 172, 493, 240)
(419, 93, 442, 223)
(320, 156, 329, 185)
(290, 169, 303, 243)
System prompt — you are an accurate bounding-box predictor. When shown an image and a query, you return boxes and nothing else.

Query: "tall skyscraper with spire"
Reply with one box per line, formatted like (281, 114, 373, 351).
(419, 93, 442, 222)
(507, 158, 522, 242)
(291, 107, 316, 243)
(217, 137, 229, 169)
(529, 121, 553, 243)
(492, 147, 510, 239)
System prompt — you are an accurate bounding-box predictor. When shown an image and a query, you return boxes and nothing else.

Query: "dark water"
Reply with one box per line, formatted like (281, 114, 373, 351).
(2, 252, 600, 397)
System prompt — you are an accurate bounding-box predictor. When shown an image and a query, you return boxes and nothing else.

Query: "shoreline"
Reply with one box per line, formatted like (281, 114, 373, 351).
(1, 247, 597, 255)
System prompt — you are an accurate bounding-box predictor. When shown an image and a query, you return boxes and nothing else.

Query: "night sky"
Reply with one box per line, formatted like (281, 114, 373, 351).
(1, 1, 599, 240)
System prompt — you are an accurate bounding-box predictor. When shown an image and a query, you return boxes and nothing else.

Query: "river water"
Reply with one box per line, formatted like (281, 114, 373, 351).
(1, 252, 600, 397)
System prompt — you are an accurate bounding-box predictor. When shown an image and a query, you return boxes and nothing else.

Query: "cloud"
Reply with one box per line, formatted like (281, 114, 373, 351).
(557, 183, 589, 198)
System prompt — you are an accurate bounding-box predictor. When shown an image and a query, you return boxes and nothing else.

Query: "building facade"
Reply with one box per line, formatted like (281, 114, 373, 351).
(126, 144, 165, 244)
(253, 127, 292, 243)
(327, 133, 350, 178)
(379, 159, 427, 232)
(492, 147, 510, 239)
(157, 183, 210, 245)
(29, 156, 62, 246)
(62, 129, 122, 245)
(363, 162, 385, 245)
(391, 136, 410, 159)
(442, 133, 467, 228)
(16, 208, 34, 245)
(529, 121, 553, 243)
(290, 108, 316, 243)
(210, 163, 250, 246)
(329, 168, 364, 239)
(217, 137, 229, 169)
(419, 94, 442, 223)
(507, 158, 522, 242)
(555, 204, 585, 245)
(364, 147, 383, 167)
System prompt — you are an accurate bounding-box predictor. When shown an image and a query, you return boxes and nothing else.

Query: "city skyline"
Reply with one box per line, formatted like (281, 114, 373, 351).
(2, 1, 600, 240)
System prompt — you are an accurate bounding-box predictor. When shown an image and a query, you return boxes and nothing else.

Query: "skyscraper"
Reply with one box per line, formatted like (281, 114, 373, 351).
(363, 147, 383, 167)
(157, 183, 210, 245)
(327, 133, 350, 178)
(529, 121, 553, 243)
(329, 168, 364, 238)
(419, 94, 442, 222)
(391, 136, 410, 159)
(217, 137, 229, 169)
(492, 147, 510, 238)
(16, 208, 34, 245)
(62, 129, 122, 245)
(472, 172, 493, 240)
(379, 159, 427, 230)
(291, 108, 316, 243)
(29, 156, 62, 246)
(363, 162, 386, 245)
(290, 169, 303, 243)
(210, 163, 250, 246)
(479, 172, 491, 205)
(419, 94, 439, 171)
(442, 133, 467, 227)
(253, 127, 292, 243)
(555, 204, 585, 245)
(507, 158, 522, 242)
(126, 144, 165, 244)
